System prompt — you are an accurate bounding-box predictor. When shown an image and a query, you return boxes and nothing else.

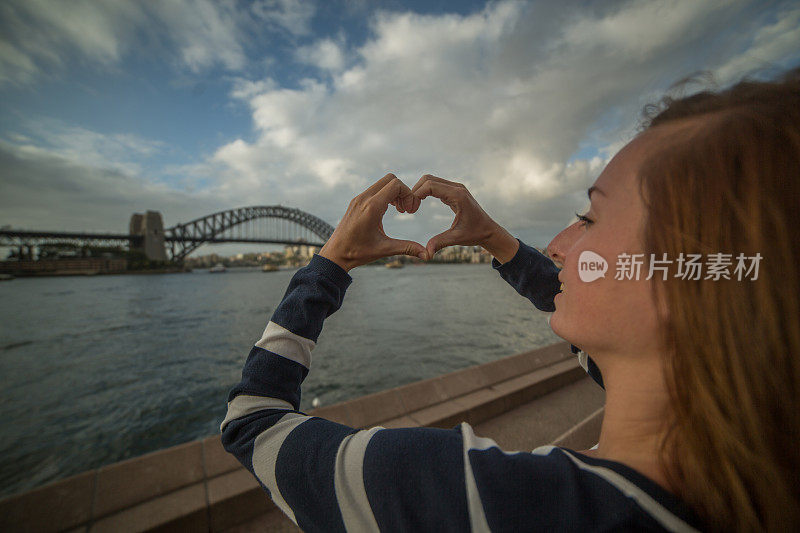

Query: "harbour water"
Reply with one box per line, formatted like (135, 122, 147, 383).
(0, 262, 561, 498)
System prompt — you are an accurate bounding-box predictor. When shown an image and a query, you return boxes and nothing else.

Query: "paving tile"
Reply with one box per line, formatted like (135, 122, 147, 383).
(0, 470, 95, 532)
(409, 400, 467, 429)
(208, 469, 273, 531)
(438, 366, 489, 399)
(475, 377, 606, 452)
(490, 359, 581, 408)
(221, 509, 301, 533)
(454, 388, 508, 426)
(379, 415, 419, 429)
(90, 483, 207, 533)
(516, 342, 571, 373)
(203, 435, 242, 479)
(393, 377, 449, 413)
(552, 407, 605, 450)
(308, 403, 353, 426)
(94, 440, 204, 518)
(345, 389, 406, 428)
(478, 356, 528, 387)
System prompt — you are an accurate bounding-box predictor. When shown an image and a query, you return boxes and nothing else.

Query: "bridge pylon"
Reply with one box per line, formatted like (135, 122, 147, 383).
(129, 211, 168, 262)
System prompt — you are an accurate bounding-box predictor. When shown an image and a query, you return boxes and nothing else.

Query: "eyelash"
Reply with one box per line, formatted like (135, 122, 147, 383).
(575, 212, 594, 226)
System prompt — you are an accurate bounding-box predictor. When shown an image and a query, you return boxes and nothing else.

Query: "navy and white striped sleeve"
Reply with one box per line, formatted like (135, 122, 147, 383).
(218, 254, 475, 531)
(491, 238, 561, 312)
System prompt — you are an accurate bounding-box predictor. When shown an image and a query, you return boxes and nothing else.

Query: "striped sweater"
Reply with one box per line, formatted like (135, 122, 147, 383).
(221, 240, 704, 532)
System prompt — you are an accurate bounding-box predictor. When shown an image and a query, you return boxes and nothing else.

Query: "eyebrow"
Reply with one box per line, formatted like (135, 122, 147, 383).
(587, 186, 606, 199)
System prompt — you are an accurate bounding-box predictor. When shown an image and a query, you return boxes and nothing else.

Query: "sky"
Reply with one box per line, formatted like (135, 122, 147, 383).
(1, 0, 798, 256)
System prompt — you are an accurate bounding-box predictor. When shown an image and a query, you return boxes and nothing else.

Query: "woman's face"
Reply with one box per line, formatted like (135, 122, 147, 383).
(546, 131, 665, 359)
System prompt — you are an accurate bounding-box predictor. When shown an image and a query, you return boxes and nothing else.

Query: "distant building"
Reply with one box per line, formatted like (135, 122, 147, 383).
(284, 243, 319, 262)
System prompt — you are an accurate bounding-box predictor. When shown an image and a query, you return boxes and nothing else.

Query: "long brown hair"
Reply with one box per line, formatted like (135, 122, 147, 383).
(636, 68, 800, 531)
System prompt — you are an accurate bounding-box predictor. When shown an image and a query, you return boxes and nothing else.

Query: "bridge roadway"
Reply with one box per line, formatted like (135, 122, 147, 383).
(0, 205, 335, 262)
(0, 341, 606, 532)
(0, 229, 325, 247)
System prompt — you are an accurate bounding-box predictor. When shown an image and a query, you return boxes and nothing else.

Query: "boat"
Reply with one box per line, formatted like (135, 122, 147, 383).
(262, 264, 279, 272)
(209, 263, 226, 273)
(385, 260, 404, 269)
(0, 273, 14, 281)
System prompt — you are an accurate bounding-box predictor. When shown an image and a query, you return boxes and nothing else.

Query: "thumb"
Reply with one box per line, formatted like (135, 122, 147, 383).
(385, 238, 429, 260)
(426, 229, 459, 259)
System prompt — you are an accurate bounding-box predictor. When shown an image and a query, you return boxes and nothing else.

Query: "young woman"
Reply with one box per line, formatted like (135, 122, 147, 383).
(221, 68, 799, 531)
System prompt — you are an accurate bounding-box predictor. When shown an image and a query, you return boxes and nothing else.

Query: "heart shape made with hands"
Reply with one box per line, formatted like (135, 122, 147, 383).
(390, 175, 490, 260)
(321, 173, 492, 270)
(389, 196, 455, 259)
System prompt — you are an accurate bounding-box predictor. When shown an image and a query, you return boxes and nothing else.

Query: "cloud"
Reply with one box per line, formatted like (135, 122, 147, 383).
(204, 0, 795, 247)
(251, 0, 316, 37)
(0, 139, 222, 234)
(0, 0, 319, 85)
(295, 38, 346, 71)
(714, 3, 800, 84)
(3, 119, 165, 177)
(3, 0, 799, 251)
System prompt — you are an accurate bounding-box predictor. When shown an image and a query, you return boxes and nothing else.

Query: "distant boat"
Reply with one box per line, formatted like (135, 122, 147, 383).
(385, 260, 404, 269)
(262, 264, 278, 272)
(209, 263, 226, 273)
(0, 273, 13, 281)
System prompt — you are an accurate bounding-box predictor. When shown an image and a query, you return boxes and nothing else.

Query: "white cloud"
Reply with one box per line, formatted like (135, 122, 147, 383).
(199, 0, 799, 248)
(295, 38, 346, 71)
(5, 119, 165, 177)
(3, 0, 798, 249)
(0, 139, 222, 234)
(715, 4, 800, 83)
(0, 0, 318, 84)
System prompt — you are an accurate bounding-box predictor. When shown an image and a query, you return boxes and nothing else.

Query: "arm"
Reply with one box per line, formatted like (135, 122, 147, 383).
(490, 237, 561, 313)
(221, 254, 476, 532)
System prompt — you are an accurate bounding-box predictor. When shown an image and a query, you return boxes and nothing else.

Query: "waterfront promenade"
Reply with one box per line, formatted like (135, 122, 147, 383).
(0, 341, 606, 532)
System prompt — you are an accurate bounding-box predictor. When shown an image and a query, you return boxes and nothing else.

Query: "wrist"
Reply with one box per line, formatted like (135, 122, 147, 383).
(318, 242, 355, 272)
(482, 225, 519, 264)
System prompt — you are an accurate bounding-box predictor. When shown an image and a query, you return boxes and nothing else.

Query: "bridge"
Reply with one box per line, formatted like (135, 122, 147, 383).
(0, 206, 335, 263)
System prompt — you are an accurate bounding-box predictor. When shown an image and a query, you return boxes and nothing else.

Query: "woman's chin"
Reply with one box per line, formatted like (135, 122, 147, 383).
(547, 310, 566, 338)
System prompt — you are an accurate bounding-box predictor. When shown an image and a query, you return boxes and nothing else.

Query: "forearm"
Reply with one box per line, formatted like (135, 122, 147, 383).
(481, 224, 520, 264)
(491, 238, 561, 312)
(223, 254, 351, 409)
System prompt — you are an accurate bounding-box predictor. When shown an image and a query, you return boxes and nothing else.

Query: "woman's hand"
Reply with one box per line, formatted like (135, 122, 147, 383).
(318, 174, 429, 272)
(411, 174, 519, 263)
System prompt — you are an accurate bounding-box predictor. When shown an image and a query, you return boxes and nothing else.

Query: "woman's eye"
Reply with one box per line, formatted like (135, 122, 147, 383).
(575, 212, 594, 226)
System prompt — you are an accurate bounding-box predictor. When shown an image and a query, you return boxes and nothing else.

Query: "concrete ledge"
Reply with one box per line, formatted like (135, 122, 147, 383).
(551, 407, 605, 450)
(0, 341, 590, 532)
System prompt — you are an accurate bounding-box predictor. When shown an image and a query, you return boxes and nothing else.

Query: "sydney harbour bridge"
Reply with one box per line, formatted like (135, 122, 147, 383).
(0, 206, 336, 263)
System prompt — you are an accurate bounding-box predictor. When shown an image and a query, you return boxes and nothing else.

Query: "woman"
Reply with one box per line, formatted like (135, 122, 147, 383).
(221, 68, 799, 531)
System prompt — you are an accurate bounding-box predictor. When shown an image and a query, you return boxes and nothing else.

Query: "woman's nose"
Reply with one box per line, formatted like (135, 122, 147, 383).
(546, 222, 581, 268)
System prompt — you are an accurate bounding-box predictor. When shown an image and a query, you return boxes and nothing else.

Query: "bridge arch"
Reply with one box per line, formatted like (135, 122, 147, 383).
(164, 205, 335, 261)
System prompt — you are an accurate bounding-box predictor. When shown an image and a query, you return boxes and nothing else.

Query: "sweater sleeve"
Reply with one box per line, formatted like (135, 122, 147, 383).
(491, 238, 561, 312)
(219, 254, 474, 532)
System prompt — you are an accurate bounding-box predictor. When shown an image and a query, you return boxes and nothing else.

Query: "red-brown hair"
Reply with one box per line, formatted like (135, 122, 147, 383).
(637, 68, 800, 531)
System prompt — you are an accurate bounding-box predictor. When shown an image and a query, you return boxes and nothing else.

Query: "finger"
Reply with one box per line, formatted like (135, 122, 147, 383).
(362, 173, 400, 200)
(382, 238, 428, 260)
(373, 176, 414, 209)
(401, 192, 417, 213)
(425, 229, 460, 259)
(413, 180, 462, 208)
(411, 174, 467, 194)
